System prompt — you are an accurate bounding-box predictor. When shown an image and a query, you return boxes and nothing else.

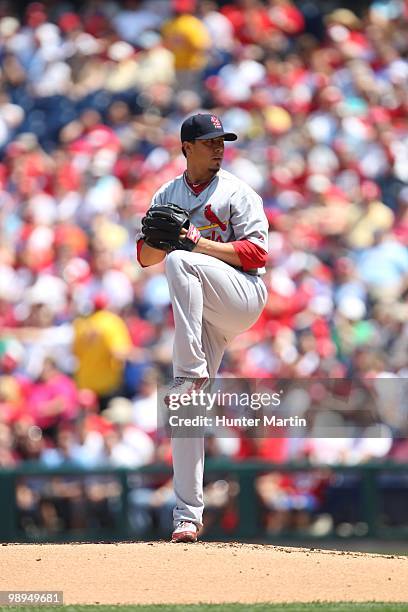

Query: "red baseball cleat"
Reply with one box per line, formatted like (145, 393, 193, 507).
(171, 521, 199, 543)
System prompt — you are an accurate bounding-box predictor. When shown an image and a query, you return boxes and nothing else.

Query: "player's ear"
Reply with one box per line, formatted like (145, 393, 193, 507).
(182, 141, 194, 158)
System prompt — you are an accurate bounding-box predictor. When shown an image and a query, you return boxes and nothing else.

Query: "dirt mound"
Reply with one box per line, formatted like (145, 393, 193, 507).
(1, 542, 407, 605)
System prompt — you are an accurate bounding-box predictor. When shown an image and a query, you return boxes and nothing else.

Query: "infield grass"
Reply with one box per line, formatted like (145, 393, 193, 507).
(1, 604, 407, 612)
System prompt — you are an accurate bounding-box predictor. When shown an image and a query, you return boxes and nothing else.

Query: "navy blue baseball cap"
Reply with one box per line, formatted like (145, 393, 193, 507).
(180, 113, 237, 142)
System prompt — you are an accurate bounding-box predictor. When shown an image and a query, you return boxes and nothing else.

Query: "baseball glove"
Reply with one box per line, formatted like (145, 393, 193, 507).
(141, 203, 201, 253)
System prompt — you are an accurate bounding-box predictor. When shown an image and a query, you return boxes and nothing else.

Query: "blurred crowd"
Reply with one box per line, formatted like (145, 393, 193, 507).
(0, 0, 408, 536)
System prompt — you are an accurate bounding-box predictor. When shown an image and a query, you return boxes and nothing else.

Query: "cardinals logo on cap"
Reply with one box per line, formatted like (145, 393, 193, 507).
(210, 115, 222, 129)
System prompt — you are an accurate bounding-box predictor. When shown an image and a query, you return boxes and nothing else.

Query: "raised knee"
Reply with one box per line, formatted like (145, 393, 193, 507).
(165, 250, 190, 274)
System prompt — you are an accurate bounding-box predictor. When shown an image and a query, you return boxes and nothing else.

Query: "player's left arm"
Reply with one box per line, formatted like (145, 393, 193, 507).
(193, 236, 268, 269)
(195, 187, 268, 270)
(194, 236, 243, 266)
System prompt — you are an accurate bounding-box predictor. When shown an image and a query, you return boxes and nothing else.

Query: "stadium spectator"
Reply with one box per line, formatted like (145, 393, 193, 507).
(72, 295, 132, 406)
(161, 0, 212, 90)
(27, 357, 79, 434)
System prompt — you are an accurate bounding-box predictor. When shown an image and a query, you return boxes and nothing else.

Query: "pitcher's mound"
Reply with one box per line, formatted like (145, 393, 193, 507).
(1, 542, 407, 605)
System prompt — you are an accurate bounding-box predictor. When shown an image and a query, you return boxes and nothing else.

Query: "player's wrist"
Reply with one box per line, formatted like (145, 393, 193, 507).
(194, 237, 209, 253)
(185, 222, 201, 249)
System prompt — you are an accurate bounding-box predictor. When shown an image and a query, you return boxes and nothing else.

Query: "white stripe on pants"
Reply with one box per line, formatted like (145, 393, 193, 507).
(165, 250, 267, 527)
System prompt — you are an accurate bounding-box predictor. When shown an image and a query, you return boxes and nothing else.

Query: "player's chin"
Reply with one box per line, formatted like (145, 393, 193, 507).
(209, 160, 222, 172)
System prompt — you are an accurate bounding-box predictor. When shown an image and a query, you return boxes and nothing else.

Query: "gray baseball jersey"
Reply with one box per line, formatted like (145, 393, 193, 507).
(138, 169, 268, 274)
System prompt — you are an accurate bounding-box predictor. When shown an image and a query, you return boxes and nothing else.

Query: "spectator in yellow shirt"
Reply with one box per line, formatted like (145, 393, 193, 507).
(345, 181, 394, 249)
(161, 0, 211, 90)
(72, 294, 132, 408)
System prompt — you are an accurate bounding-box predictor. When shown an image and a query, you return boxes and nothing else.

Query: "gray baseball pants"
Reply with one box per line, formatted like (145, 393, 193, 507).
(165, 250, 267, 527)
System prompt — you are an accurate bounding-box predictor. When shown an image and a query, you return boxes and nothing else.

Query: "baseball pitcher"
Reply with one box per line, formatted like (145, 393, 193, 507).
(136, 113, 268, 542)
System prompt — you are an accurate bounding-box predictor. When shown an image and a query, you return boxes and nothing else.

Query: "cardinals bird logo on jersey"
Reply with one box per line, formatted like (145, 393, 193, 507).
(203, 204, 227, 231)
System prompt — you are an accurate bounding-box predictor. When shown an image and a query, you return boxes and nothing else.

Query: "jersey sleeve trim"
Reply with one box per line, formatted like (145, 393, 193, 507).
(231, 239, 268, 271)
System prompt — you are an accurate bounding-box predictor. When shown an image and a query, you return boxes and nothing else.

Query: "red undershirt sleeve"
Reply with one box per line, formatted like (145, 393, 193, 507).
(231, 239, 268, 270)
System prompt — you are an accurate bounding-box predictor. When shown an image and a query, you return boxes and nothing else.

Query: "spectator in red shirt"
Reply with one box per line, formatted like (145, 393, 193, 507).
(27, 358, 79, 434)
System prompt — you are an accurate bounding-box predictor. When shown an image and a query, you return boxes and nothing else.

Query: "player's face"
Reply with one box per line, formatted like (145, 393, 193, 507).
(192, 137, 225, 173)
